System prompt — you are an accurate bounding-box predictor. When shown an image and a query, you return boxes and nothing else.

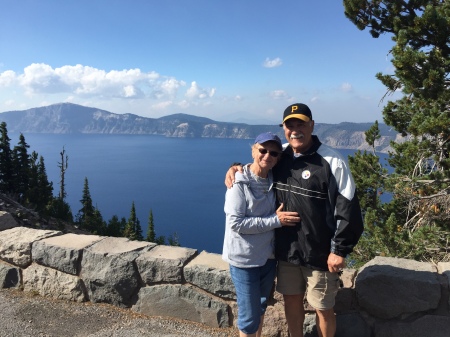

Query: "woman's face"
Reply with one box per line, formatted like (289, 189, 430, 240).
(252, 141, 281, 171)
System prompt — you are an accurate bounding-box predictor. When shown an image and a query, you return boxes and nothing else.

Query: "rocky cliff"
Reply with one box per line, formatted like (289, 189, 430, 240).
(0, 102, 398, 152)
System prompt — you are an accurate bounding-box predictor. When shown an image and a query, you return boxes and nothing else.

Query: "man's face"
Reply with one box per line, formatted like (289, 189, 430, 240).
(283, 118, 314, 154)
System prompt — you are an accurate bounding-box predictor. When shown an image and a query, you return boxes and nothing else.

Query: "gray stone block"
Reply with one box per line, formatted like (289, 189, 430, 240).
(132, 284, 230, 328)
(32, 233, 104, 275)
(0, 260, 21, 288)
(184, 251, 235, 300)
(0, 227, 61, 267)
(80, 237, 154, 307)
(335, 288, 358, 313)
(355, 256, 441, 319)
(0, 211, 18, 231)
(136, 245, 197, 284)
(336, 312, 371, 337)
(304, 312, 371, 337)
(438, 262, 450, 308)
(23, 263, 86, 302)
(374, 315, 450, 337)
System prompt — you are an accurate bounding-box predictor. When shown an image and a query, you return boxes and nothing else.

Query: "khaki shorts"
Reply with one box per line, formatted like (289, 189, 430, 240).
(276, 260, 340, 310)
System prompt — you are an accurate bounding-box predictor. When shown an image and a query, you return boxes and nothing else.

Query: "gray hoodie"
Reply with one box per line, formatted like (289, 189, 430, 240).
(222, 164, 281, 268)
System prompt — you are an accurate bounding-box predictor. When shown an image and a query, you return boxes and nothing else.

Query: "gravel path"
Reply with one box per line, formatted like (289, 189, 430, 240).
(0, 289, 239, 337)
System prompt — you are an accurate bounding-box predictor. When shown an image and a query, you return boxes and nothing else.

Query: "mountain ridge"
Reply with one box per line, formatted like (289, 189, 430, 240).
(0, 102, 398, 152)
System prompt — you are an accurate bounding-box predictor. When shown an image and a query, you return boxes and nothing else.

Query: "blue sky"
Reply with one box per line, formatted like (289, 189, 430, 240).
(0, 0, 399, 124)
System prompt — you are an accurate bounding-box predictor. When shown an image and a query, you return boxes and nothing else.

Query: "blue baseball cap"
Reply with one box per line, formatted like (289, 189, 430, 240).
(254, 132, 282, 151)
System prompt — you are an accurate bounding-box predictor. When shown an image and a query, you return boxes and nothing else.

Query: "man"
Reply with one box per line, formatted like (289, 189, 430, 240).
(225, 103, 363, 337)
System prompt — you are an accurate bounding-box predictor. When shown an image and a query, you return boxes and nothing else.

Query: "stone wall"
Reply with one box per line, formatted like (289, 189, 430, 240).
(1, 212, 450, 337)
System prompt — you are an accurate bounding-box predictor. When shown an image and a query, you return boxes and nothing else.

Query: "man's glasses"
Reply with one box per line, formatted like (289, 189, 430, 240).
(258, 148, 281, 158)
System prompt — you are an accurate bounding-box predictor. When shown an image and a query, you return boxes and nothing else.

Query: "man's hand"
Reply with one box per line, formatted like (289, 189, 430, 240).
(224, 165, 243, 188)
(327, 253, 345, 273)
(276, 203, 300, 226)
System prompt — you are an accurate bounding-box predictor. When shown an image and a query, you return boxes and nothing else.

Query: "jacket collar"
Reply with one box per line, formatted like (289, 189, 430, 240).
(283, 135, 321, 158)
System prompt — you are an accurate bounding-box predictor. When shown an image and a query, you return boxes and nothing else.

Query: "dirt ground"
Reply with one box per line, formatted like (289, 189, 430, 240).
(0, 289, 239, 337)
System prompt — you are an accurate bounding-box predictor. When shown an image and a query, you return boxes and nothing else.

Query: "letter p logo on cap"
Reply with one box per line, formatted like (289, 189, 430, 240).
(281, 103, 313, 125)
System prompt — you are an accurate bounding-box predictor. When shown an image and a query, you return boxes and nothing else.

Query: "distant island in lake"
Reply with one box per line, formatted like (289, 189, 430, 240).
(0, 102, 400, 152)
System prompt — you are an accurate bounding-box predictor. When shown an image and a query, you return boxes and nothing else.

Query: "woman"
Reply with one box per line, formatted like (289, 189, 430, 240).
(222, 132, 299, 337)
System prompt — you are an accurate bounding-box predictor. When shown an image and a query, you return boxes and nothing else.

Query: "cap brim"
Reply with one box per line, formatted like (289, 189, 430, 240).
(282, 114, 310, 123)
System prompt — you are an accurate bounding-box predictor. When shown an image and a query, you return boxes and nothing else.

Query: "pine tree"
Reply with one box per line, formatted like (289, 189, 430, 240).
(344, 0, 450, 263)
(144, 209, 176, 245)
(36, 155, 54, 211)
(0, 122, 13, 194)
(47, 197, 73, 222)
(11, 134, 31, 202)
(349, 122, 388, 215)
(76, 177, 94, 228)
(146, 209, 156, 242)
(26, 151, 40, 207)
(25, 152, 53, 213)
(106, 215, 125, 237)
(135, 217, 143, 241)
(168, 232, 180, 247)
(91, 207, 106, 235)
(123, 202, 143, 241)
(123, 204, 136, 239)
(155, 235, 166, 245)
(76, 177, 104, 233)
(119, 216, 127, 235)
(348, 122, 391, 265)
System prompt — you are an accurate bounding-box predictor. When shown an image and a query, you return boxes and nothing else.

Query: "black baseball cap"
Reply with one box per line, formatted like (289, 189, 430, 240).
(279, 103, 312, 126)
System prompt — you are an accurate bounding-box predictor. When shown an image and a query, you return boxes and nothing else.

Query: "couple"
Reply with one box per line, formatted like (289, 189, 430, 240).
(222, 103, 364, 337)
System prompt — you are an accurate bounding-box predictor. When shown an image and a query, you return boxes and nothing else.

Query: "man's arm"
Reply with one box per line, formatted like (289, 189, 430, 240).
(224, 164, 244, 188)
(327, 152, 364, 271)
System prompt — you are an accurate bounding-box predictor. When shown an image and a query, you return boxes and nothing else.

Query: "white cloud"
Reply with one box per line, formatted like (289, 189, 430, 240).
(19, 63, 69, 94)
(152, 101, 173, 110)
(311, 96, 319, 102)
(0, 63, 225, 118)
(178, 100, 190, 109)
(160, 78, 186, 97)
(0, 63, 194, 101)
(340, 82, 352, 92)
(0, 70, 17, 86)
(185, 81, 215, 99)
(263, 57, 282, 68)
(269, 90, 289, 100)
(123, 85, 139, 98)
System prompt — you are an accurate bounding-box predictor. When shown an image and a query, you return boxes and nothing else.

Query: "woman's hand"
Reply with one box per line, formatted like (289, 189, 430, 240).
(276, 203, 300, 226)
(224, 165, 243, 188)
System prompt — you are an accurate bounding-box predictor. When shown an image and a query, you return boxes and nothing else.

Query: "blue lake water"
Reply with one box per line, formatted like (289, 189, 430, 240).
(9, 133, 383, 254)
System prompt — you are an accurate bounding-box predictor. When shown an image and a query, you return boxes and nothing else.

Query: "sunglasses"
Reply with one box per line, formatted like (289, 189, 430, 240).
(258, 148, 281, 158)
